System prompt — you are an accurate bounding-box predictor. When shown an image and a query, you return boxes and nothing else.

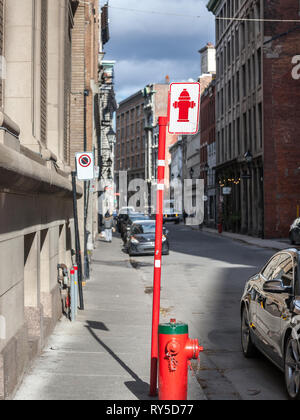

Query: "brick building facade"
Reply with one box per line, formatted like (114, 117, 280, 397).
(207, 0, 300, 238)
(115, 91, 146, 183)
(70, 0, 100, 248)
(115, 84, 178, 211)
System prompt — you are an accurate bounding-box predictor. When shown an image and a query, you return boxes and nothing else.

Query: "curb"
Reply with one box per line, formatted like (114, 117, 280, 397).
(188, 225, 289, 252)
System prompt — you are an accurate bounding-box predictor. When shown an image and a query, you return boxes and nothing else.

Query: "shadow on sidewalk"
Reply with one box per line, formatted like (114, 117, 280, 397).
(85, 321, 154, 401)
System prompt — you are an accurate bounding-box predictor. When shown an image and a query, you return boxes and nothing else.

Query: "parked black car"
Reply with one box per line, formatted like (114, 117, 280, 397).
(241, 249, 300, 400)
(289, 218, 300, 245)
(127, 220, 169, 256)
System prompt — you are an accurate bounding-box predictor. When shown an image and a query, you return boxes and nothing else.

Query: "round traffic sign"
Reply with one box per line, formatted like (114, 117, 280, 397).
(79, 154, 92, 168)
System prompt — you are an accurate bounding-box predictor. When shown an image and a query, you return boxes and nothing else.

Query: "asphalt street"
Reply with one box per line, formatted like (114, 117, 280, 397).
(130, 223, 289, 400)
(14, 223, 289, 400)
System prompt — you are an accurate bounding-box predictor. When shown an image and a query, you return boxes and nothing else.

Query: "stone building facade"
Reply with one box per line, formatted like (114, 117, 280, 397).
(0, 0, 100, 399)
(200, 80, 216, 227)
(207, 0, 300, 238)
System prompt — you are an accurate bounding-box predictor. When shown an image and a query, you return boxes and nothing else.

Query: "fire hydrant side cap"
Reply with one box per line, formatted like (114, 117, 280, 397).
(158, 322, 188, 335)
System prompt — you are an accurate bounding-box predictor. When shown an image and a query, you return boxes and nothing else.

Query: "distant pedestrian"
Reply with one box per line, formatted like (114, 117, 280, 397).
(183, 210, 188, 225)
(103, 211, 113, 242)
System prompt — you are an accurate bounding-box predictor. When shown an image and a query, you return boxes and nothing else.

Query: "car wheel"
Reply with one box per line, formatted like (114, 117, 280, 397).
(241, 306, 257, 358)
(284, 337, 300, 400)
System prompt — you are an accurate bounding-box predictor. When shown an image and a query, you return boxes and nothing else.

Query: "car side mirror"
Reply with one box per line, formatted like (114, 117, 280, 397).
(263, 279, 292, 294)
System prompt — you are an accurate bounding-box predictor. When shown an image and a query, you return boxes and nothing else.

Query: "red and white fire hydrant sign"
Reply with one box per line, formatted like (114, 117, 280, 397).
(75, 152, 94, 181)
(167, 82, 201, 135)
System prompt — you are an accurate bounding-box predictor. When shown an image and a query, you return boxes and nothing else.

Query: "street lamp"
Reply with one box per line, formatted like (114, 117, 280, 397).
(244, 150, 253, 164)
(107, 126, 116, 147)
(106, 157, 113, 167)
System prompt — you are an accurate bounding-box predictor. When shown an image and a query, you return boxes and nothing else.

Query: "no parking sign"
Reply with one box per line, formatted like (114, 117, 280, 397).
(76, 152, 94, 180)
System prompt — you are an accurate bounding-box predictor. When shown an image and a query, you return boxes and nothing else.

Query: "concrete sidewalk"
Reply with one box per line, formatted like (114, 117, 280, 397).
(14, 233, 205, 400)
(195, 227, 291, 252)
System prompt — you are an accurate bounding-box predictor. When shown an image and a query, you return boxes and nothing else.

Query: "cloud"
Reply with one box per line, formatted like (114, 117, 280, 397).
(115, 58, 200, 102)
(102, 0, 215, 103)
(108, 0, 213, 39)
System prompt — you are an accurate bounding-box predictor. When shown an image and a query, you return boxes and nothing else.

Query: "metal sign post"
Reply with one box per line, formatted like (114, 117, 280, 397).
(75, 152, 94, 282)
(149, 83, 201, 397)
(150, 116, 168, 397)
(71, 171, 84, 310)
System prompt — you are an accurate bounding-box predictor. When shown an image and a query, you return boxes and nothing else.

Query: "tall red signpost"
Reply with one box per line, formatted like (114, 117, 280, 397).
(149, 83, 200, 397)
(150, 116, 168, 397)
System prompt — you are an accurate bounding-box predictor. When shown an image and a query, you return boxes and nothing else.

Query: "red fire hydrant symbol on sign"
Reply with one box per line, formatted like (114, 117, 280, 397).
(173, 89, 196, 123)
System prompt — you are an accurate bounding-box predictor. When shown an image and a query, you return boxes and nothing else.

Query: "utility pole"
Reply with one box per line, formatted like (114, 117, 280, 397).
(71, 172, 84, 310)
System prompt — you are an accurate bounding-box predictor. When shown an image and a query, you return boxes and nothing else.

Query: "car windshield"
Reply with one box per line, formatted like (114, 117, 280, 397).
(132, 223, 156, 234)
(132, 223, 167, 235)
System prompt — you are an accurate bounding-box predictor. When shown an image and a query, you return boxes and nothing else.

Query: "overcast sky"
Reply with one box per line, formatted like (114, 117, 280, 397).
(100, 0, 215, 103)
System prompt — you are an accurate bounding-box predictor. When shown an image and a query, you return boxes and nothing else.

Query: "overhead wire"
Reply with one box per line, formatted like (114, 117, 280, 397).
(107, 5, 300, 23)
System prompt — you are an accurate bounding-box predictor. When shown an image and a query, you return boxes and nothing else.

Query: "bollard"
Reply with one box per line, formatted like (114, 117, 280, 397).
(158, 319, 203, 400)
(74, 265, 79, 316)
(70, 269, 76, 322)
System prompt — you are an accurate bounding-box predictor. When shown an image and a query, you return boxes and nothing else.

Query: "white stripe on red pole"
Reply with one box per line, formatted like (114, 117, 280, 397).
(157, 160, 165, 167)
(149, 116, 168, 397)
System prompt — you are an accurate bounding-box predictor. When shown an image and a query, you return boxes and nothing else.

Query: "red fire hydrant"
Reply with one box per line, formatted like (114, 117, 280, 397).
(158, 319, 203, 400)
(218, 223, 223, 234)
(173, 89, 196, 122)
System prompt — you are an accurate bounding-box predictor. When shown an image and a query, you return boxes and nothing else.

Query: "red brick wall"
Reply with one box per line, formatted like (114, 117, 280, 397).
(201, 84, 215, 149)
(40, 0, 48, 146)
(263, 0, 300, 238)
(85, 0, 99, 153)
(70, 1, 99, 169)
(116, 92, 145, 177)
(200, 83, 215, 183)
(70, 4, 85, 169)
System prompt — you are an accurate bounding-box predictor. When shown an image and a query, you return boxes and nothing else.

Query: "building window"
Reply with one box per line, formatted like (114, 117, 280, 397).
(258, 102, 263, 150)
(242, 64, 246, 97)
(235, 28, 239, 58)
(243, 113, 247, 153)
(257, 48, 262, 85)
(241, 21, 245, 50)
